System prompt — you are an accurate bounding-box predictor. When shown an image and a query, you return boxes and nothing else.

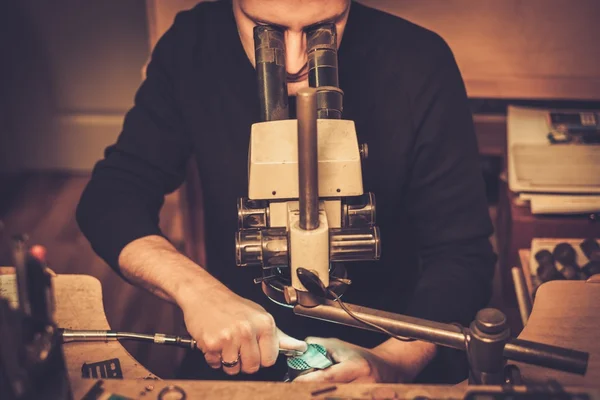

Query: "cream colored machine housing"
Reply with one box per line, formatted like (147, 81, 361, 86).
(249, 119, 361, 289)
(236, 117, 380, 298)
(248, 119, 364, 200)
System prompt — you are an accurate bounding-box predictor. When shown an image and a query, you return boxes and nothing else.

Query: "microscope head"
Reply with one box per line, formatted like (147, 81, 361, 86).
(235, 23, 380, 306)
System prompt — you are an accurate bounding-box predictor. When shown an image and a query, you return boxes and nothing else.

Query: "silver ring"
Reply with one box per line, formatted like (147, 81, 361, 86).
(158, 385, 186, 400)
(220, 354, 240, 368)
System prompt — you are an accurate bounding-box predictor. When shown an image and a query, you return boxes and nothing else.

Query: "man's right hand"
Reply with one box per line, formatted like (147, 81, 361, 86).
(177, 283, 307, 375)
(117, 235, 306, 375)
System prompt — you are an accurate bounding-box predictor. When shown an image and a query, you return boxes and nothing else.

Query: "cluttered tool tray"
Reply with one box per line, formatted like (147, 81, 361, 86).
(526, 238, 599, 298)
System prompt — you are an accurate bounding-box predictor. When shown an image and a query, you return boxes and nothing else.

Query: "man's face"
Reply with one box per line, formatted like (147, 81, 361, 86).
(233, 0, 351, 96)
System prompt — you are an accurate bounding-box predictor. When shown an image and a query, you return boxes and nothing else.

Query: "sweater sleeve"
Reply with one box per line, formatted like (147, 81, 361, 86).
(402, 37, 497, 327)
(76, 11, 195, 273)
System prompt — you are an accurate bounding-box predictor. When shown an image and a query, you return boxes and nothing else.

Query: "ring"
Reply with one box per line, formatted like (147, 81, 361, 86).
(220, 354, 240, 368)
(158, 385, 186, 400)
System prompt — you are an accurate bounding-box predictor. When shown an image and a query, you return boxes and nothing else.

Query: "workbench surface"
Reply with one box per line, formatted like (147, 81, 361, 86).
(4, 271, 599, 398)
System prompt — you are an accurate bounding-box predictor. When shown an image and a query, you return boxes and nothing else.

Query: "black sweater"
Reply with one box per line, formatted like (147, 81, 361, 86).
(77, 0, 496, 381)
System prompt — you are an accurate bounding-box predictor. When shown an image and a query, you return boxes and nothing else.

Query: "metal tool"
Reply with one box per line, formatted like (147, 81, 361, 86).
(60, 329, 196, 349)
(59, 329, 305, 357)
(511, 267, 532, 326)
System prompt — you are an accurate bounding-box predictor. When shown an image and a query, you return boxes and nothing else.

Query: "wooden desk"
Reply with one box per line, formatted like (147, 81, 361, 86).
(53, 275, 158, 381)
(514, 278, 600, 386)
(60, 276, 599, 398)
(70, 379, 597, 400)
(516, 250, 600, 386)
(6, 272, 599, 398)
(49, 277, 472, 398)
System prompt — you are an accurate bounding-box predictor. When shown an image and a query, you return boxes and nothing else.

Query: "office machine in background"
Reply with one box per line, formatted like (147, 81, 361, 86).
(507, 106, 600, 215)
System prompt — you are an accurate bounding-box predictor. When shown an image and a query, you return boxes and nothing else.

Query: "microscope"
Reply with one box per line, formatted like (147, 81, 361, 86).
(235, 24, 377, 305)
(235, 24, 589, 386)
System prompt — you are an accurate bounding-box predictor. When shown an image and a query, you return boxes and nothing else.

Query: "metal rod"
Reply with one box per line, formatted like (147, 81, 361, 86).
(59, 329, 304, 356)
(504, 339, 588, 376)
(296, 87, 319, 230)
(293, 300, 467, 350)
(59, 329, 196, 349)
(293, 301, 588, 375)
(254, 25, 289, 121)
(511, 267, 532, 326)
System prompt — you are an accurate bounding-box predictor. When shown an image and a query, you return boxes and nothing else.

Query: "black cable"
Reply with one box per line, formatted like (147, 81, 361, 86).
(451, 322, 478, 384)
(327, 289, 415, 342)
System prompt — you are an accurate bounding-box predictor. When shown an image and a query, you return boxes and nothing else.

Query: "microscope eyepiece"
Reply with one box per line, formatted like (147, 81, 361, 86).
(306, 23, 343, 119)
(254, 25, 289, 122)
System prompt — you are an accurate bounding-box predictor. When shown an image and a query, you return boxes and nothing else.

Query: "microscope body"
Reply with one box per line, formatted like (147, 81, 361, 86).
(235, 23, 380, 304)
(236, 118, 379, 301)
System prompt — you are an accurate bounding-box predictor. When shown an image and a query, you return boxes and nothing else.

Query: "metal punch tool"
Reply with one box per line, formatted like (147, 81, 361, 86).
(59, 328, 305, 356)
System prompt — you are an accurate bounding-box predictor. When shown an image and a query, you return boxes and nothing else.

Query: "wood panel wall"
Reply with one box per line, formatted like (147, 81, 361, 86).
(146, 0, 600, 100)
(0, 0, 150, 172)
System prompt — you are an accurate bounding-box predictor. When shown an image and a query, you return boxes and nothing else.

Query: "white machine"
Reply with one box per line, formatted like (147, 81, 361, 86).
(507, 105, 600, 214)
(235, 24, 379, 304)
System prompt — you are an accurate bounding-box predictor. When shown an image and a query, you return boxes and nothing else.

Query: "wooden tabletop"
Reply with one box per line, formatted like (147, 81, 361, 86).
(515, 278, 600, 386)
(69, 379, 596, 400)
(4, 270, 600, 398)
(53, 274, 158, 381)
(57, 273, 599, 395)
(517, 246, 600, 386)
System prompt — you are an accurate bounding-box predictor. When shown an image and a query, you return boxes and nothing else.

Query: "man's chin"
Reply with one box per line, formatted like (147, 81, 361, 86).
(287, 80, 309, 96)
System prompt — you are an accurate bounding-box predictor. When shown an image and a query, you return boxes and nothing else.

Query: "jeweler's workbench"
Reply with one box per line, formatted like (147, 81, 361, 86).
(3, 266, 598, 398)
(40, 273, 598, 399)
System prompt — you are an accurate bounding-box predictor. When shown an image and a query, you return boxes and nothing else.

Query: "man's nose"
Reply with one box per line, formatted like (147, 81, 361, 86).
(285, 31, 307, 76)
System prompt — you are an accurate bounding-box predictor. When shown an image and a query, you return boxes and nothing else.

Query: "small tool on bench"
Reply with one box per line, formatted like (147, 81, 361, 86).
(59, 328, 305, 357)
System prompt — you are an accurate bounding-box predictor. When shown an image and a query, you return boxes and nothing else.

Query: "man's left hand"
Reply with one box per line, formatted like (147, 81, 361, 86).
(292, 337, 406, 383)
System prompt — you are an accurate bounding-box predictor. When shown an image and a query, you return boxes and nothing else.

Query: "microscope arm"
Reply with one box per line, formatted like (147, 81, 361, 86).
(292, 298, 588, 377)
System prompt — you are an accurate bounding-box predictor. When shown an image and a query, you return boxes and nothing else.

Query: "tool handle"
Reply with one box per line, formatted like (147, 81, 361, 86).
(60, 329, 304, 355)
(60, 329, 116, 342)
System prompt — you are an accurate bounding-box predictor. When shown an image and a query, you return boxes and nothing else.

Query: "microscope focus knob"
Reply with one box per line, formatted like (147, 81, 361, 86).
(236, 228, 288, 267)
(474, 308, 508, 335)
(342, 193, 376, 228)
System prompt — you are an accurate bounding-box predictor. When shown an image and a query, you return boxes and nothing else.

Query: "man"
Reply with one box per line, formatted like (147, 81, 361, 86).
(77, 0, 496, 383)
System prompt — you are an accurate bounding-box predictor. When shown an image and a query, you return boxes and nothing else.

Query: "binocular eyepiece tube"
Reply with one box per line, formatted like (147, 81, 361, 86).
(254, 25, 289, 122)
(253, 23, 344, 121)
(307, 23, 343, 119)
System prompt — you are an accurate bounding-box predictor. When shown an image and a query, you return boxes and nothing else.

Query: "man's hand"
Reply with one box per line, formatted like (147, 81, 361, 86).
(178, 284, 307, 375)
(117, 235, 307, 376)
(293, 337, 437, 383)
